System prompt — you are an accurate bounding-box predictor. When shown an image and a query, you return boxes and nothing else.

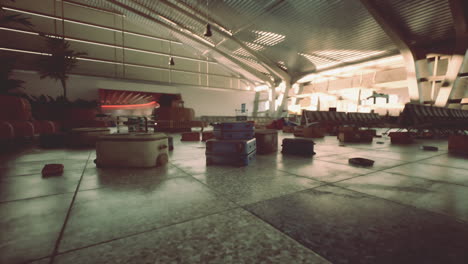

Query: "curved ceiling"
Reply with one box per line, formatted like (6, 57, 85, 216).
(72, 0, 459, 86)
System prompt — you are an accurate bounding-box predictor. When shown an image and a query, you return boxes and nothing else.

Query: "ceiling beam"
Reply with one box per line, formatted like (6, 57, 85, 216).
(360, 0, 425, 104)
(105, 0, 273, 86)
(157, 0, 290, 85)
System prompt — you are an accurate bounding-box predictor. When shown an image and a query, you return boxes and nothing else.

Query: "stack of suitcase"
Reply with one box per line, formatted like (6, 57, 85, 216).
(205, 122, 256, 166)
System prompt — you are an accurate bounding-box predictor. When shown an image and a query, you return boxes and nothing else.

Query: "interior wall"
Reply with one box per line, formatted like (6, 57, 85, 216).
(12, 70, 255, 117)
(0, 0, 252, 91)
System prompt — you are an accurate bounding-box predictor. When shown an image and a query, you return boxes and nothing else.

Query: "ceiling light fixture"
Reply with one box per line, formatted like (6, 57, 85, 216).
(204, 24, 212, 37)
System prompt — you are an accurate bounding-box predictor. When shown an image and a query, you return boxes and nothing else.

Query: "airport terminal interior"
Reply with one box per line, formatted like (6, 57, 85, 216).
(0, 0, 468, 263)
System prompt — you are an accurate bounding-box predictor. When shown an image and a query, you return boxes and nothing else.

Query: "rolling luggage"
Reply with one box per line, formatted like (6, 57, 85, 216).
(95, 133, 169, 168)
(205, 138, 256, 155)
(338, 131, 373, 143)
(181, 132, 200, 141)
(42, 164, 64, 177)
(213, 122, 255, 140)
(255, 129, 278, 154)
(213, 130, 255, 140)
(202, 131, 215, 141)
(282, 138, 316, 156)
(206, 151, 256, 166)
(389, 132, 413, 144)
(212, 122, 254, 130)
(448, 135, 468, 155)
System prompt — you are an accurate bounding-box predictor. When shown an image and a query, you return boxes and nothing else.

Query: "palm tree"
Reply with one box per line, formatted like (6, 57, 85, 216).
(0, 0, 33, 28)
(37, 37, 87, 100)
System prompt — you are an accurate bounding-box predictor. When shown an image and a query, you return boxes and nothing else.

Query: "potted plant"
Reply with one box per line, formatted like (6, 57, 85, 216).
(37, 37, 87, 100)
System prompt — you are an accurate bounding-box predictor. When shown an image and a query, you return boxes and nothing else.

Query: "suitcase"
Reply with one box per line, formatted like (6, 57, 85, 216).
(282, 138, 316, 156)
(338, 131, 373, 143)
(181, 132, 200, 141)
(206, 151, 256, 166)
(448, 135, 468, 155)
(293, 126, 325, 138)
(213, 122, 255, 140)
(212, 122, 254, 131)
(95, 133, 169, 168)
(202, 131, 215, 141)
(389, 132, 413, 144)
(42, 164, 64, 177)
(213, 130, 255, 140)
(255, 129, 278, 154)
(282, 126, 295, 133)
(205, 138, 256, 155)
(302, 127, 325, 138)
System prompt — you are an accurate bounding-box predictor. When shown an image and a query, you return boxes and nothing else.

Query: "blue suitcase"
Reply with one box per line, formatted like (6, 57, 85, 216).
(212, 122, 254, 131)
(213, 130, 255, 140)
(206, 151, 256, 166)
(206, 138, 256, 155)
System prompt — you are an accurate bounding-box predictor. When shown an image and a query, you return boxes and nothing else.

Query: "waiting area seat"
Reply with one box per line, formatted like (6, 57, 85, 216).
(399, 103, 468, 131)
(301, 110, 383, 128)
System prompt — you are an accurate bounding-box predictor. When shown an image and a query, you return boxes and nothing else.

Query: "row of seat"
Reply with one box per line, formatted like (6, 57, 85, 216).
(301, 110, 382, 127)
(0, 95, 62, 143)
(399, 103, 468, 129)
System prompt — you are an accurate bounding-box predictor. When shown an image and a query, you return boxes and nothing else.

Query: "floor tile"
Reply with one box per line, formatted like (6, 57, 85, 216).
(171, 157, 242, 176)
(246, 185, 468, 264)
(347, 149, 442, 162)
(193, 167, 322, 205)
(0, 170, 82, 202)
(0, 194, 73, 264)
(337, 171, 468, 222)
(54, 208, 330, 264)
(0, 159, 88, 177)
(26, 257, 50, 264)
(384, 163, 468, 186)
(0, 149, 91, 166)
(59, 177, 236, 251)
(79, 165, 190, 190)
(316, 152, 408, 170)
(420, 154, 468, 170)
(278, 159, 373, 183)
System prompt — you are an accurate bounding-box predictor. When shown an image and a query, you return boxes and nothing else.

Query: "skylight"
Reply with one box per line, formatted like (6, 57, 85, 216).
(252, 30, 285, 46)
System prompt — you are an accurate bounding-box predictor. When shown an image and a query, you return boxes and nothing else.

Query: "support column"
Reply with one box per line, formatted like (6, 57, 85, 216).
(252, 92, 260, 117)
(275, 82, 291, 118)
(269, 85, 276, 117)
(361, 0, 425, 104)
(434, 0, 468, 107)
(435, 50, 468, 107)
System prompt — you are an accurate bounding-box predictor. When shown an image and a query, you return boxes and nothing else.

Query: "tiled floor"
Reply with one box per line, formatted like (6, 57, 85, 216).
(1, 131, 468, 264)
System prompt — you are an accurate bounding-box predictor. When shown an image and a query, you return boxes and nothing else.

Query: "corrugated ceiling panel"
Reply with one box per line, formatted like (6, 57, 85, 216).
(374, 0, 454, 43)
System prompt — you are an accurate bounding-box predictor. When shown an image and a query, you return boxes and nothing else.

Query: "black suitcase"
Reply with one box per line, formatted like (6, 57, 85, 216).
(281, 138, 316, 156)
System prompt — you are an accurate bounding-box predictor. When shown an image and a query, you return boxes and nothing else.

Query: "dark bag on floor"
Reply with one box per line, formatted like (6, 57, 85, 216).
(282, 138, 316, 156)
